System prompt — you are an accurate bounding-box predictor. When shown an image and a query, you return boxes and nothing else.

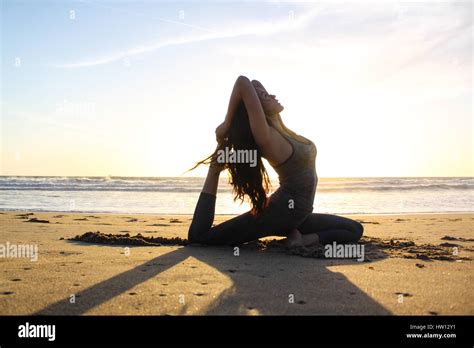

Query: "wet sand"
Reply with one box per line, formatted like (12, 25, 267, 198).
(0, 211, 473, 315)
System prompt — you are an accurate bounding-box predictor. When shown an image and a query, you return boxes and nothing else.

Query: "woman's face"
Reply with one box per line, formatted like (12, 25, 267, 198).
(252, 80, 284, 116)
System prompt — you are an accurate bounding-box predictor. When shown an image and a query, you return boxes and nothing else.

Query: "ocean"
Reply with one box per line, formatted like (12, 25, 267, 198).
(0, 176, 472, 215)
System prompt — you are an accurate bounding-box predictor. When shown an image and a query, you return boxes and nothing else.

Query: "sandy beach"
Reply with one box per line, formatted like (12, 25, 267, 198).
(0, 211, 472, 315)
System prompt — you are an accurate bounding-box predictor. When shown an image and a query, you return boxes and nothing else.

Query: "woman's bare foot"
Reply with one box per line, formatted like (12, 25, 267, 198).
(285, 228, 320, 248)
(300, 232, 320, 247)
(285, 228, 304, 248)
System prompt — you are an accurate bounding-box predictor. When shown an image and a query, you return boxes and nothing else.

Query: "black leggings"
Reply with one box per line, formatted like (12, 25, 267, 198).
(188, 192, 363, 246)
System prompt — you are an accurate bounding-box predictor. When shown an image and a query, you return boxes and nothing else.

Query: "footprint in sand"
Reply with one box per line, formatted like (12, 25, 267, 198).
(127, 218, 138, 222)
(11, 278, 22, 282)
(59, 251, 83, 256)
(356, 220, 379, 225)
(1, 291, 15, 295)
(439, 242, 460, 247)
(129, 292, 137, 296)
(159, 294, 167, 297)
(169, 218, 182, 223)
(16, 213, 34, 219)
(147, 223, 169, 227)
(194, 293, 205, 297)
(73, 218, 88, 221)
(24, 218, 50, 223)
(395, 292, 413, 297)
(441, 235, 474, 242)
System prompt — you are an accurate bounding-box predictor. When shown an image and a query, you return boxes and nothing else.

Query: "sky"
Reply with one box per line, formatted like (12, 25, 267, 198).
(1, 0, 472, 177)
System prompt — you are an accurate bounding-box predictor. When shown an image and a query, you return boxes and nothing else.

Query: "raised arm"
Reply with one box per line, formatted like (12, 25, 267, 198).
(224, 75, 271, 146)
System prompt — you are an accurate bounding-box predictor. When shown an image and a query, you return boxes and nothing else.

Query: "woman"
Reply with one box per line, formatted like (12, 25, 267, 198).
(188, 75, 363, 247)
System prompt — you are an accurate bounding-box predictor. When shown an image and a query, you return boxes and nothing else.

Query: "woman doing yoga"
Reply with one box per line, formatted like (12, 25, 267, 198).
(188, 75, 363, 247)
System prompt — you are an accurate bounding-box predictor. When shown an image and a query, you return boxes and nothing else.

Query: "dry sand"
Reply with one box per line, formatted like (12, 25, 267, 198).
(0, 211, 473, 315)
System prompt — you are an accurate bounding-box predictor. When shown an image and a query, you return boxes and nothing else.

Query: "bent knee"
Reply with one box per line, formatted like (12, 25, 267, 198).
(187, 226, 204, 244)
(355, 221, 364, 240)
(187, 227, 219, 245)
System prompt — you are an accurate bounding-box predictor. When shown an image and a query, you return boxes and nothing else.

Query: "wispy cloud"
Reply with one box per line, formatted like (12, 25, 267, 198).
(79, 0, 216, 33)
(52, 6, 321, 68)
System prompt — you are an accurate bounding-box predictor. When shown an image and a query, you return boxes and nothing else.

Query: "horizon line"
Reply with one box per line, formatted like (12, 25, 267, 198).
(0, 175, 472, 179)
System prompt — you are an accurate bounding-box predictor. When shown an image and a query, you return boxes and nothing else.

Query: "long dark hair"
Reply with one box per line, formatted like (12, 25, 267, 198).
(191, 101, 271, 215)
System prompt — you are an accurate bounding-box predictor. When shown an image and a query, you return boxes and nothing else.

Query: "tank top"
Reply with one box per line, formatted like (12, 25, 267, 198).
(269, 128, 318, 214)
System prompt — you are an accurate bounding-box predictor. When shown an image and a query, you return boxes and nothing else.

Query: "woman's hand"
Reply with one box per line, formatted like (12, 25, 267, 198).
(215, 120, 230, 142)
(209, 154, 225, 173)
(209, 143, 225, 173)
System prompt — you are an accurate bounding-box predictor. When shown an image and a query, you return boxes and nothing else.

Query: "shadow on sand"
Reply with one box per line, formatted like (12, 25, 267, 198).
(36, 241, 391, 315)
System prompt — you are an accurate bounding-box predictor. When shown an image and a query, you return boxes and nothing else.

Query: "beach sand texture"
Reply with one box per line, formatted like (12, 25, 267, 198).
(0, 212, 473, 315)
